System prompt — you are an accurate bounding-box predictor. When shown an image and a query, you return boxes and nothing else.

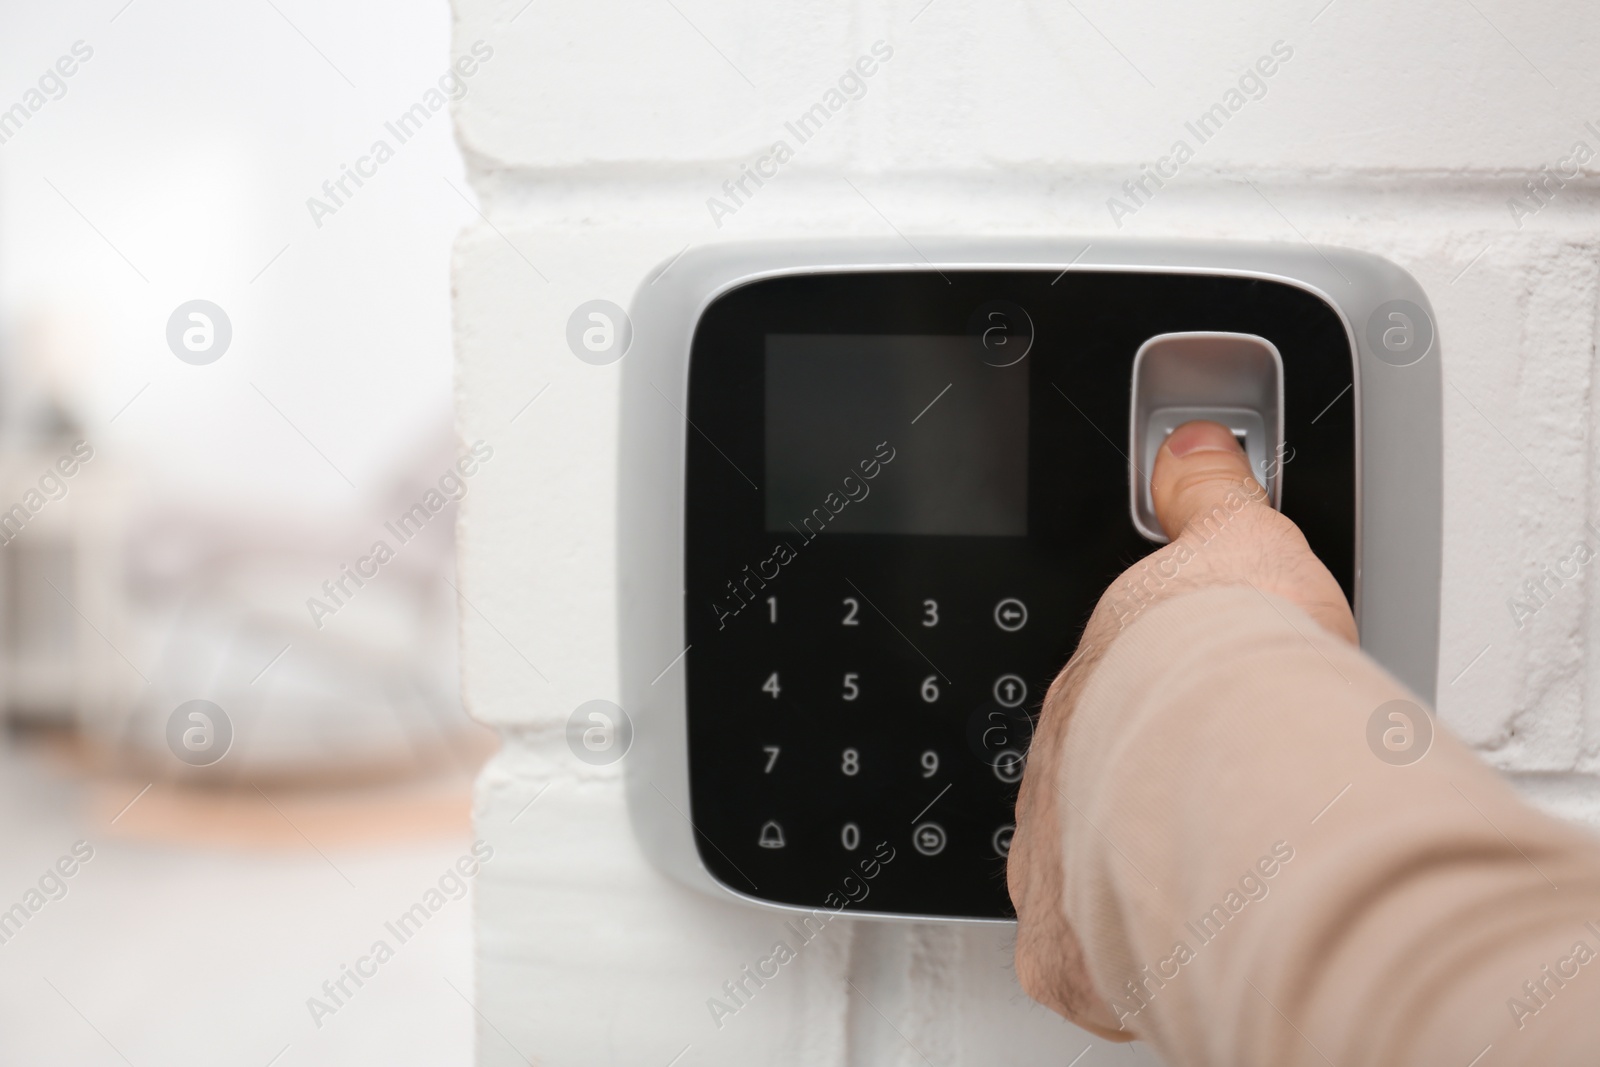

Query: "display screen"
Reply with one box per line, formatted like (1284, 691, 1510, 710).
(763, 334, 1029, 537)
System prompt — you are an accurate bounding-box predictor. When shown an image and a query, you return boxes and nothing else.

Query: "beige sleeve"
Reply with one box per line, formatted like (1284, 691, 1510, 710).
(1060, 586, 1600, 1066)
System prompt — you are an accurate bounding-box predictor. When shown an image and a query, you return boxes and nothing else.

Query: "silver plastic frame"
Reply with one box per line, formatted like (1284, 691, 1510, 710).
(619, 238, 1442, 923)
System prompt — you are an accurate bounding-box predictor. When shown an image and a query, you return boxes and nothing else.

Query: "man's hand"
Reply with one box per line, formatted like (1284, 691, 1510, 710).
(1006, 420, 1356, 1037)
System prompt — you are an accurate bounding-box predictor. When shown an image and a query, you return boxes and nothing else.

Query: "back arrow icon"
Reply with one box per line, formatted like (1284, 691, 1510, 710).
(994, 598, 1028, 631)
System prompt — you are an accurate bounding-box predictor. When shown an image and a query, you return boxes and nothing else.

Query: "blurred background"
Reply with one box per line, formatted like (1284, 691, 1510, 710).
(0, 1, 494, 1062)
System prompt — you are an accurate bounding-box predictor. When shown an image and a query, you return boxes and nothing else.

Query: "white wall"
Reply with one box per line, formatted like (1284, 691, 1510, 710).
(451, 1, 1600, 1063)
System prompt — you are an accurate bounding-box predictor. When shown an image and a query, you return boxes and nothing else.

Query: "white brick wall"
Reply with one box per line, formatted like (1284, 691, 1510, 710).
(451, 1, 1600, 1062)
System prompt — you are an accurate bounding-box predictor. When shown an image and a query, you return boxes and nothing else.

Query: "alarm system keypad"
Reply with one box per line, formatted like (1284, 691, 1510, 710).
(683, 269, 1358, 918)
(694, 573, 1058, 917)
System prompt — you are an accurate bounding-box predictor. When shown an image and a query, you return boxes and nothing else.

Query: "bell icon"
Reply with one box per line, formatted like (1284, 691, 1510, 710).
(758, 820, 786, 849)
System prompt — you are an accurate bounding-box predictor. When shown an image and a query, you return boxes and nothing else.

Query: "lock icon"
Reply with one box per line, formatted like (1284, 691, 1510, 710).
(758, 820, 786, 849)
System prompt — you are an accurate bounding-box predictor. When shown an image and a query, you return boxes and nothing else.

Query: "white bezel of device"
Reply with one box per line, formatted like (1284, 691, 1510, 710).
(619, 238, 1442, 923)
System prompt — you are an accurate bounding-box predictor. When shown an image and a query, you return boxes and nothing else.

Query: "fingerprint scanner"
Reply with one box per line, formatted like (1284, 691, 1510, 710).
(1129, 331, 1284, 542)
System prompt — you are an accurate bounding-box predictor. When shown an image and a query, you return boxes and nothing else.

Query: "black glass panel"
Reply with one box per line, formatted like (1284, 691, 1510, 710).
(683, 270, 1355, 919)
